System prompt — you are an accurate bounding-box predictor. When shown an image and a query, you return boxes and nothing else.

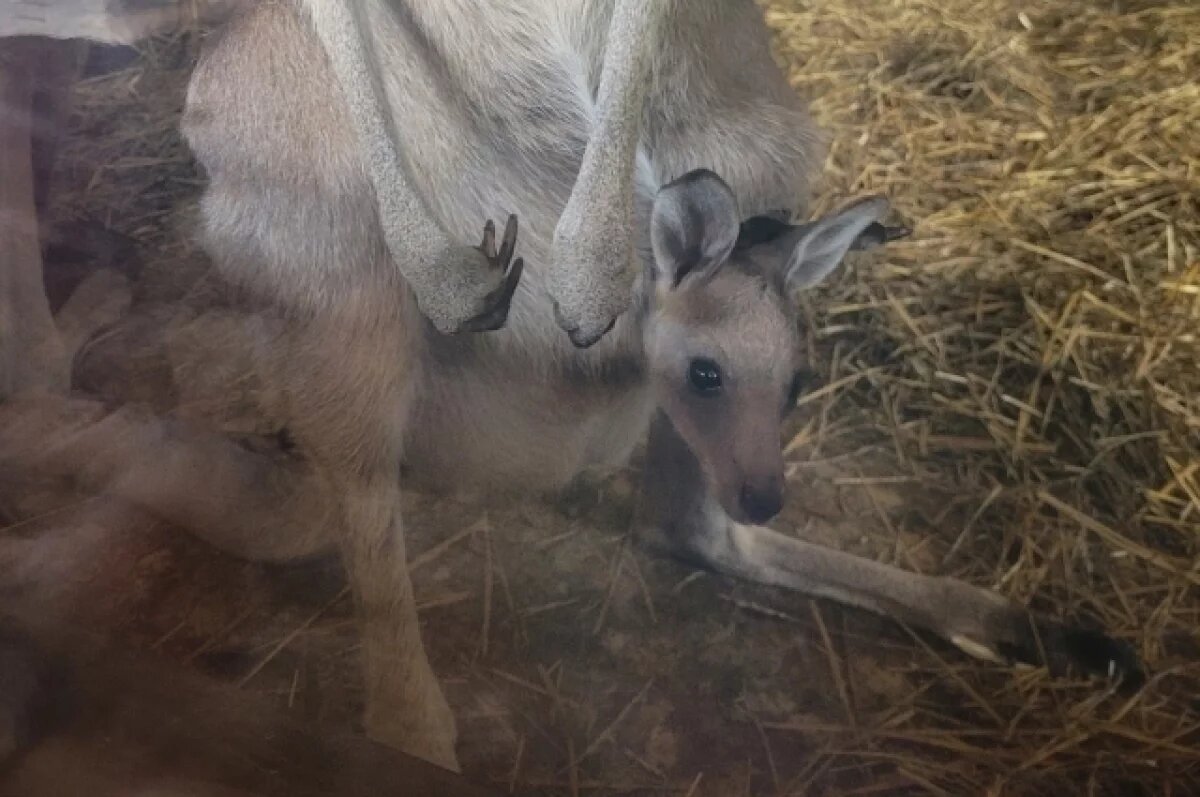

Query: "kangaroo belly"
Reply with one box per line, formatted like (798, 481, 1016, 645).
(401, 351, 654, 494)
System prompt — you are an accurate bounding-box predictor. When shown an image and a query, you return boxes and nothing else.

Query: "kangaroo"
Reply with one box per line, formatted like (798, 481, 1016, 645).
(0, 0, 1141, 775)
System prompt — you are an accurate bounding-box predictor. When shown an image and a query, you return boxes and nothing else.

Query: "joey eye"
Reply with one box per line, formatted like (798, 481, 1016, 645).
(687, 358, 723, 395)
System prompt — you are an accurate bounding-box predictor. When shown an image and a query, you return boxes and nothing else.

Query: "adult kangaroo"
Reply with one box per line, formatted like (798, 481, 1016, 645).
(0, 0, 1140, 774)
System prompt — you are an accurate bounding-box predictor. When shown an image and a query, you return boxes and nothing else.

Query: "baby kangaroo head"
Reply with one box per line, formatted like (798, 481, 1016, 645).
(644, 169, 891, 525)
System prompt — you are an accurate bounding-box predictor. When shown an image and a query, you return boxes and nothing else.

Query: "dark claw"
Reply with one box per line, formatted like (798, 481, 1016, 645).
(997, 614, 1146, 692)
(480, 219, 496, 259)
(457, 215, 524, 334)
(475, 215, 518, 271)
(497, 214, 518, 268)
(458, 257, 525, 334)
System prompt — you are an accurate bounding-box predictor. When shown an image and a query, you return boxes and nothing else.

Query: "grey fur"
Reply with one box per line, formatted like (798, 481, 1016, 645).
(548, 0, 666, 347)
(649, 169, 740, 288)
(784, 196, 889, 290)
(297, 0, 522, 334)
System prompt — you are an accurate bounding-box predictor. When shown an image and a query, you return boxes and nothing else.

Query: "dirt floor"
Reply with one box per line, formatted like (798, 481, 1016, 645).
(3, 0, 1199, 794)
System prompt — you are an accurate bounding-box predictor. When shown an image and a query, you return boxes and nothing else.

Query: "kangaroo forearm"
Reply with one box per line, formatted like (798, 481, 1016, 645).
(577, 0, 660, 174)
(567, 0, 662, 233)
(301, 0, 452, 276)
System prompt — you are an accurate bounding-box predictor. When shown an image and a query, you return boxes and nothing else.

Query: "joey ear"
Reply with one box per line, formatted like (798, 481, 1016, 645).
(784, 195, 890, 291)
(650, 169, 740, 289)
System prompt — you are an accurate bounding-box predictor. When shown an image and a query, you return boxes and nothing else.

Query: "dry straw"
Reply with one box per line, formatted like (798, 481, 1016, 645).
(764, 0, 1200, 791)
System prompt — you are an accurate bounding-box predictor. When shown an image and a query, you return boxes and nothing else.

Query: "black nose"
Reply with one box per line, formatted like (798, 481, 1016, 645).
(739, 481, 783, 524)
